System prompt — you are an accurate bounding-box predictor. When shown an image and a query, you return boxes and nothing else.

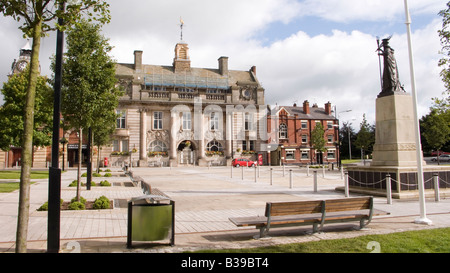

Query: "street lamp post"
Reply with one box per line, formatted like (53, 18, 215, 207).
(404, 0, 431, 225)
(47, 1, 65, 253)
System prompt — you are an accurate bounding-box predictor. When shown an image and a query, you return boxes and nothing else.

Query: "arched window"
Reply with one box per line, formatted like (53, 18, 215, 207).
(149, 140, 168, 152)
(206, 140, 223, 152)
(279, 123, 287, 139)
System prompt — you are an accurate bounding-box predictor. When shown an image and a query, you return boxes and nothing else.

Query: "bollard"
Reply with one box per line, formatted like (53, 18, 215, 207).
(322, 165, 325, 178)
(270, 168, 273, 185)
(257, 163, 260, 178)
(289, 169, 293, 189)
(254, 165, 257, 183)
(386, 174, 392, 205)
(231, 164, 233, 178)
(433, 173, 440, 202)
(344, 172, 349, 197)
(307, 165, 310, 176)
(241, 165, 244, 180)
(283, 164, 285, 177)
(340, 166, 344, 180)
(313, 170, 318, 192)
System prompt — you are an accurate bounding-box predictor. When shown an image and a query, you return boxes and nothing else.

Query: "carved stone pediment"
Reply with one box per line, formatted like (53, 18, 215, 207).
(177, 130, 194, 141)
(204, 130, 223, 141)
(147, 129, 169, 142)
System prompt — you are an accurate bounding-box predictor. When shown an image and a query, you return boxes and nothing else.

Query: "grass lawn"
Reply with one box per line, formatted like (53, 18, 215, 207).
(191, 228, 450, 253)
(0, 171, 45, 193)
(0, 170, 49, 179)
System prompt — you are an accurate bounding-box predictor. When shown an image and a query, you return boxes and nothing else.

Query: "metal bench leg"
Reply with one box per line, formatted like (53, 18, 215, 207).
(312, 223, 318, 233)
(259, 226, 269, 238)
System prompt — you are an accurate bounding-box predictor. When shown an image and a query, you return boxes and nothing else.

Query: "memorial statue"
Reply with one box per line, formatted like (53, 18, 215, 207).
(377, 36, 405, 97)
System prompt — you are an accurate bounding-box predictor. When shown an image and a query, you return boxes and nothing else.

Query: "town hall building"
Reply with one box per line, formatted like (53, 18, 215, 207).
(105, 39, 266, 167)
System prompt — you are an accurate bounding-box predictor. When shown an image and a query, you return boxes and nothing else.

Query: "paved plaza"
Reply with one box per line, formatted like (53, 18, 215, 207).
(1, 165, 450, 253)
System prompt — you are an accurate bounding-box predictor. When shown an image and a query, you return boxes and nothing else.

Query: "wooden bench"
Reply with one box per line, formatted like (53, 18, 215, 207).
(229, 196, 389, 238)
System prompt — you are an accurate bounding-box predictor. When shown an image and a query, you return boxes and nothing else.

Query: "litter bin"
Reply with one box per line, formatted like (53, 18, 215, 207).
(127, 195, 175, 248)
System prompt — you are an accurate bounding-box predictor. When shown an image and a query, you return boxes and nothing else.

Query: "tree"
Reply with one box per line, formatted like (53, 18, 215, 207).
(0, 68, 53, 150)
(311, 122, 326, 164)
(354, 114, 375, 165)
(60, 19, 121, 200)
(340, 122, 357, 160)
(438, 2, 450, 103)
(421, 109, 450, 164)
(0, 0, 110, 253)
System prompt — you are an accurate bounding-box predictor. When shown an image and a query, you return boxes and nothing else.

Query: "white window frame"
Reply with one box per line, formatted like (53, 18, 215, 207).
(153, 111, 163, 130)
(182, 112, 191, 130)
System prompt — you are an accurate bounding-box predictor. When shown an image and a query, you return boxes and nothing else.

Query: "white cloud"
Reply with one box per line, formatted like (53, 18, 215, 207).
(0, 0, 446, 130)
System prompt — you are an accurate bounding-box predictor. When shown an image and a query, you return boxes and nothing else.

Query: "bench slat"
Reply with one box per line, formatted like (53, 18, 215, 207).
(269, 200, 323, 216)
(325, 198, 371, 212)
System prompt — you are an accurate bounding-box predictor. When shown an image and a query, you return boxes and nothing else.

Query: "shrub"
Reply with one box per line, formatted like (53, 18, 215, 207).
(93, 172, 102, 177)
(37, 199, 64, 211)
(69, 180, 78, 187)
(81, 181, 96, 187)
(68, 201, 85, 210)
(81, 172, 87, 177)
(105, 169, 111, 172)
(100, 180, 111, 187)
(103, 172, 112, 177)
(93, 195, 110, 209)
(71, 196, 86, 204)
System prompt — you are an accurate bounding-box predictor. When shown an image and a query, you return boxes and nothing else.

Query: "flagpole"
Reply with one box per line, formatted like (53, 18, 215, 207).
(403, 0, 432, 225)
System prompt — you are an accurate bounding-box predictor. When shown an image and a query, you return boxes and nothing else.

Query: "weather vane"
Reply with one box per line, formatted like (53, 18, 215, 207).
(179, 17, 185, 41)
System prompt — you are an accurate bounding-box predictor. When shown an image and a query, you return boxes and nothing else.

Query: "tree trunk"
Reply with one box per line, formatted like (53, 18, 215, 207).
(76, 128, 83, 201)
(16, 20, 42, 253)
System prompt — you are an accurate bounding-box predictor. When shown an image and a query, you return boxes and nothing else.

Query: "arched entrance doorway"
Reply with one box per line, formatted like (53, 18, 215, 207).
(177, 140, 196, 165)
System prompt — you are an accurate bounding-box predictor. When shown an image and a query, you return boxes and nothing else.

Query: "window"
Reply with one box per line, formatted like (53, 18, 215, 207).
(206, 140, 223, 152)
(286, 150, 295, 160)
(301, 121, 307, 129)
(301, 135, 308, 144)
(178, 88, 194, 92)
(244, 113, 253, 131)
(327, 134, 334, 143)
(153, 112, 163, 130)
(116, 110, 126, 129)
(113, 139, 129, 152)
(301, 150, 309, 159)
(182, 112, 191, 130)
(242, 140, 255, 151)
(279, 123, 287, 139)
(210, 112, 219, 131)
(149, 140, 168, 152)
(327, 150, 335, 159)
(327, 121, 333, 129)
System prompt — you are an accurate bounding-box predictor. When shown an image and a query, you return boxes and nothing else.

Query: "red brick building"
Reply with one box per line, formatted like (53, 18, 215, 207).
(267, 100, 339, 166)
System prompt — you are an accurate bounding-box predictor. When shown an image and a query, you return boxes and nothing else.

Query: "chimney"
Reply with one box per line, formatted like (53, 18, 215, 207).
(325, 101, 332, 115)
(134, 50, 143, 71)
(218, 56, 228, 76)
(303, 100, 310, 114)
(250, 66, 256, 75)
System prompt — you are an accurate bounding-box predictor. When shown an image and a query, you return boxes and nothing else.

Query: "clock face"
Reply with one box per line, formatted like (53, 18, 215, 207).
(17, 60, 28, 72)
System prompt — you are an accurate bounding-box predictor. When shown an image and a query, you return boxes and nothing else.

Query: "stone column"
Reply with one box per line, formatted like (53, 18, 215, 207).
(225, 111, 233, 163)
(139, 109, 147, 166)
(170, 111, 178, 165)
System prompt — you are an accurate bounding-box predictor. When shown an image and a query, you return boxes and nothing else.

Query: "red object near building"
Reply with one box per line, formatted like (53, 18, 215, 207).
(104, 157, 108, 167)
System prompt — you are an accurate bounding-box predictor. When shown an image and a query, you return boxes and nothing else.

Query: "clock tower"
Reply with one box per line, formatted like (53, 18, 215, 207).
(9, 41, 32, 76)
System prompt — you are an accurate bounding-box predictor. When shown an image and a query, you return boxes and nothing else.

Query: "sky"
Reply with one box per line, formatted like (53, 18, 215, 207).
(0, 0, 447, 129)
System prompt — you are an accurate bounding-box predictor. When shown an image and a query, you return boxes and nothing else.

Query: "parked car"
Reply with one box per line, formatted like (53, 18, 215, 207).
(232, 158, 257, 167)
(431, 154, 450, 162)
(431, 151, 450, 156)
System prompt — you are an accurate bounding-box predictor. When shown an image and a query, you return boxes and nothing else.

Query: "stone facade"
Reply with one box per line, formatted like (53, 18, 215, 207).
(107, 41, 266, 167)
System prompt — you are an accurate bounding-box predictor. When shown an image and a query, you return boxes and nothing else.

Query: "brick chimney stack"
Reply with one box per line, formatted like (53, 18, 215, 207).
(325, 101, 332, 115)
(218, 56, 229, 76)
(303, 100, 310, 114)
(134, 50, 143, 72)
